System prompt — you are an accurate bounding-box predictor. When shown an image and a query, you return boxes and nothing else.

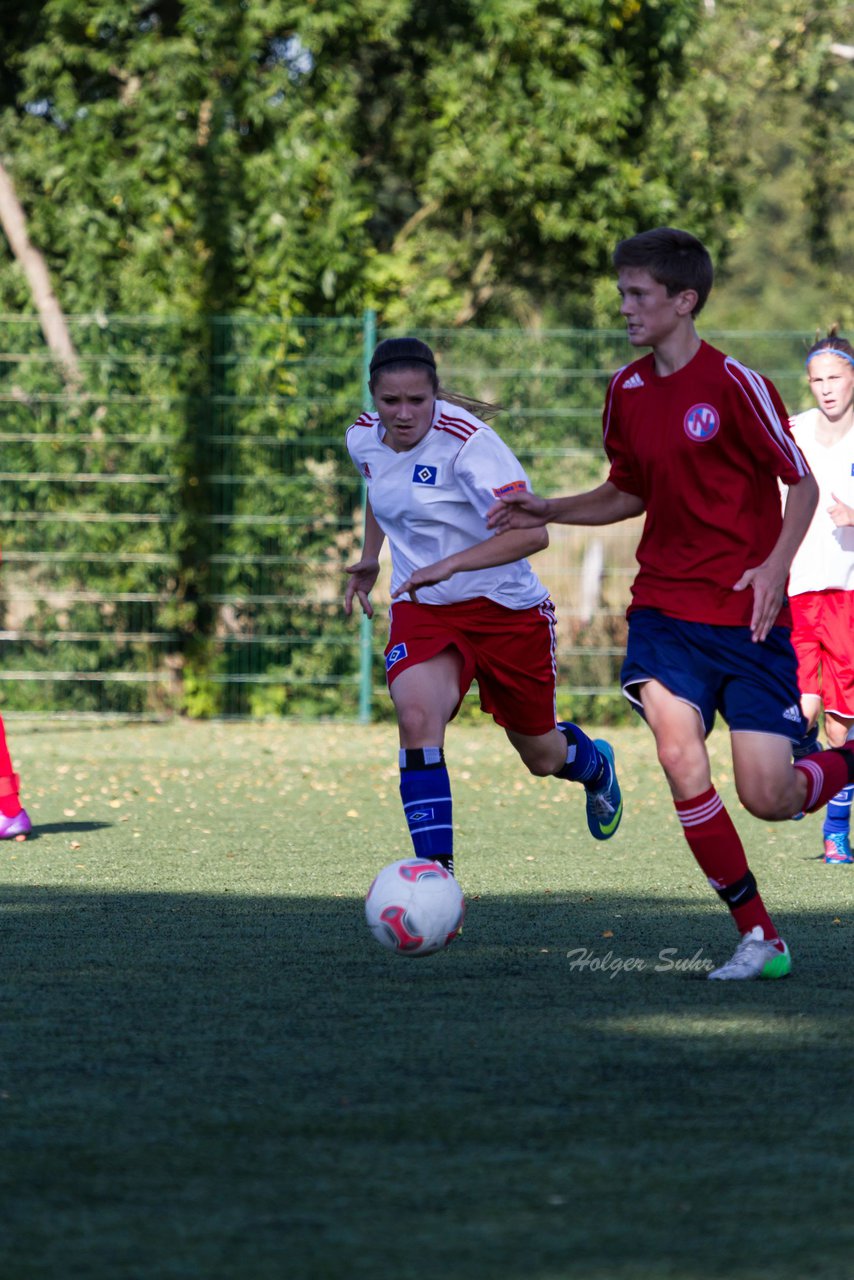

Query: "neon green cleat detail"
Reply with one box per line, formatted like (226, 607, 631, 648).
(585, 740, 622, 841)
(760, 947, 793, 980)
(708, 926, 791, 981)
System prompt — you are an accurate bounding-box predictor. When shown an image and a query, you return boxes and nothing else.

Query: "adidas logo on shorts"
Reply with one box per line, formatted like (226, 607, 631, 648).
(782, 705, 801, 722)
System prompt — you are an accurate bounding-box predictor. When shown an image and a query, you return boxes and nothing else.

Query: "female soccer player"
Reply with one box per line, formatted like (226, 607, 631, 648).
(343, 336, 622, 878)
(488, 227, 854, 980)
(787, 331, 854, 863)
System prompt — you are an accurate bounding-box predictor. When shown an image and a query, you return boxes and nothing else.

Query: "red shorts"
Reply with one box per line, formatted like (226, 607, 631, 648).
(790, 589, 854, 717)
(384, 596, 558, 735)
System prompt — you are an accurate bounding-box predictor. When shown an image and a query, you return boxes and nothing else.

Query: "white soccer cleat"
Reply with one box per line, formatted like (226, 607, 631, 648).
(707, 925, 791, 981)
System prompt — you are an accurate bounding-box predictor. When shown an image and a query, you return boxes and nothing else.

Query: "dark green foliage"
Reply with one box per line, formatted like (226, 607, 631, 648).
(0, 2, 850, 325)
(0, 1, 849, 715)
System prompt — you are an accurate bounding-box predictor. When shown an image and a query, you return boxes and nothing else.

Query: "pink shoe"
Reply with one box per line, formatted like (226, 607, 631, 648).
(824, 832, 853, 864)
(0, 809, 32, 838)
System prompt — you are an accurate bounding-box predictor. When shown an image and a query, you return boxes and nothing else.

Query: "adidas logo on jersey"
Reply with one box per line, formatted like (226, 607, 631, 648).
(622, 373, 644, 389)
(782, 705, 802, 723)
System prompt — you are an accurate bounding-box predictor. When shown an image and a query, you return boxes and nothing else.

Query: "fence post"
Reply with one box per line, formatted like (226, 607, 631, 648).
(358, 308, 377, 723)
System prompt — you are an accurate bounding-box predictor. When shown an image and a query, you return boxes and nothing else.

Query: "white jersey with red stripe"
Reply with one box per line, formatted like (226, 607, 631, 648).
(787, 408, 854, 595)
(346, 399, 549, 608)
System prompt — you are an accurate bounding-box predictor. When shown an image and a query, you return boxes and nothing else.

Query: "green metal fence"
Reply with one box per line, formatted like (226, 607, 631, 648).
(0, 315, 814, 720)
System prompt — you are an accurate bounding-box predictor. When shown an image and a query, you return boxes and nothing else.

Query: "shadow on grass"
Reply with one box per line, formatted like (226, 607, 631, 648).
(21, 821, 114, 840)
(1, 886, 852, 1280)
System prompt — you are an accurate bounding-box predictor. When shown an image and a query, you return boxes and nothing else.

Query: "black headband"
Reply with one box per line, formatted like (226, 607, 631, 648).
(369, 354, 436, 375)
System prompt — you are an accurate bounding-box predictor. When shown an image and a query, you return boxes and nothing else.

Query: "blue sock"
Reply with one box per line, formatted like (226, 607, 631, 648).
(555, 722, 606, 788)
(823, 784, 853, 839)
(399, 748, 453, 871)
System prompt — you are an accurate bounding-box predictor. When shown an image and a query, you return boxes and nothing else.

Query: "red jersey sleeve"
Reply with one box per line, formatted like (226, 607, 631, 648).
(602, 366, 644, 497)
(723, 357, 811, 485)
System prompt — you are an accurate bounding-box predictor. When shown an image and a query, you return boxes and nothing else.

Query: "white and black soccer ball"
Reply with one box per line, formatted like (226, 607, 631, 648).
(365, 859, 465, 957)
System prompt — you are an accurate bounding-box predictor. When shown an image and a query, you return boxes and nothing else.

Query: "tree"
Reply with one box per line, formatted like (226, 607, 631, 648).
(642, 0, 853, 332)
(0, 0, 850, 716)
(0, 158, 79, 385)
(0, 0, 713, 326)
(244, 0, 708, 326)
(0, 1, 850, 329)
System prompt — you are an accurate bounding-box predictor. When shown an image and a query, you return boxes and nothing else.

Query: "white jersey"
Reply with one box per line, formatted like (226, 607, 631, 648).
(787, 408, 854, 595)
(346, 399, 549, 608)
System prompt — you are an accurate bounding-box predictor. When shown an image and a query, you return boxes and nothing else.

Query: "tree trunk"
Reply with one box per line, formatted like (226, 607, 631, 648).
(0, 158, 80, 389)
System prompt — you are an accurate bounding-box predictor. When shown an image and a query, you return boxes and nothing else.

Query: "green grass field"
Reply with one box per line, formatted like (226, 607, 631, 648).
(2, 719, 852, 1280)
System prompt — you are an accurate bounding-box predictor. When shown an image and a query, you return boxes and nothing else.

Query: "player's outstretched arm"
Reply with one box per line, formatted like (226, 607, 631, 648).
(484, 488, 551, 530)
(392, 526, 548, 601)
(344, 499, 385, 619)
(486, 481, 643, 532)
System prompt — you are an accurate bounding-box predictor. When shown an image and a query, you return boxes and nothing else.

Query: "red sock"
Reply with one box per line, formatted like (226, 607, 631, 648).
(0, 716, 21, 818)
(0, 773, 22, 818)
(674, 787, 778, 940)
(794, 747, 854, 814)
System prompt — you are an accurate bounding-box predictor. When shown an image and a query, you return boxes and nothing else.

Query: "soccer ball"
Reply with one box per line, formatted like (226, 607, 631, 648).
(365, 859, 465, 957)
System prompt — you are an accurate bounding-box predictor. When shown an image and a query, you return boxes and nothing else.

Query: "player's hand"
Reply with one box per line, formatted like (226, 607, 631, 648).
(486, 489, 549, 532)
(344, 557, 380, 618)
(391, 559, 455, 602)
(732, 561, 787, 643)
(828, 492, 854, 528)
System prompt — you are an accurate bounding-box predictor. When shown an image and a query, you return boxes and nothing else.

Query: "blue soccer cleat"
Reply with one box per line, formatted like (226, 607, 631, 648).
(585, 740, 622, 841)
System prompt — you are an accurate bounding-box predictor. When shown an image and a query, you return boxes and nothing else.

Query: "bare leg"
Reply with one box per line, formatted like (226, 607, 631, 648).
(638, 679, 711, 799)
(390, 650, 464, 748)
(730, 732, 808, 820)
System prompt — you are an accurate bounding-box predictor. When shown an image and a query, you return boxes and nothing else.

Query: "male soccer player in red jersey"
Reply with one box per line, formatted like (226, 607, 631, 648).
(488, 227, 854, 980)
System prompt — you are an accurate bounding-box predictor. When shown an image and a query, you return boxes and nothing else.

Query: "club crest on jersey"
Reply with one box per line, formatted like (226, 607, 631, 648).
(492, 480, 528, 498)
(412, 464, 438, 486)
(684, 403, 720, 442)
(386, 643, 408, 670)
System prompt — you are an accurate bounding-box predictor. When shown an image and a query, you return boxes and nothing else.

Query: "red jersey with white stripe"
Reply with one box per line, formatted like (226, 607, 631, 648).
(603, 341, 811, 626)
(346, 399, 549, 608)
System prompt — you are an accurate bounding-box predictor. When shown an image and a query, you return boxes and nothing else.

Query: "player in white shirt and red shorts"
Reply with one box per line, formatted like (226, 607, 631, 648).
(344, 337, 623, 880)
(787, 332, 854, 864)
(488, 227, 854, 980)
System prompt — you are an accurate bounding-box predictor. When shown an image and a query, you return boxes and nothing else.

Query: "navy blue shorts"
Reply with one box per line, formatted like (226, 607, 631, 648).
(621, 608, 807, 740)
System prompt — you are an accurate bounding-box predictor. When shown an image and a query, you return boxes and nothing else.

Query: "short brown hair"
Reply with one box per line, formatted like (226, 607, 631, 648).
(613, 227, 714, 316)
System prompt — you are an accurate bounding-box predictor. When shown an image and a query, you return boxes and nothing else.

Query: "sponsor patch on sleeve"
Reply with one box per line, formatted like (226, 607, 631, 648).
(491, 480, 528, 498)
